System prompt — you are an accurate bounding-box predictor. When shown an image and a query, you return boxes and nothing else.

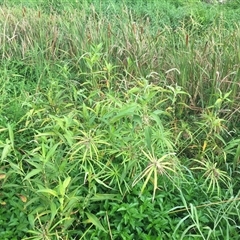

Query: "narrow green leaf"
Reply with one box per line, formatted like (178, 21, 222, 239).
(150, 112, 163, 127)
(45, 143, 59, 162)
(85, 212, 106, 232)
(50, 202, 58, 225)
(23, 169, 42, 181)
(63, 176, 71, 190)
(9, 162, 24, 175)
(152, 168, 158, 201)
(111, 103, 138, 123)
(94, 178, 114, 190)
(91, 194, 121, 202)
(140, 167, 154, 196)
(1, 143, 11, 161)
(37, 189, 58, 197)
(28, 214, 35, 229)
(144, 126, 152, 151)
(7, 123, 14, 149)
(58, 176, 71, 196)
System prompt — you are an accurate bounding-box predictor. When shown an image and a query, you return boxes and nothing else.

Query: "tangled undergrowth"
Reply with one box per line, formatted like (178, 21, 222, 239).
(0, 0, 240, 239)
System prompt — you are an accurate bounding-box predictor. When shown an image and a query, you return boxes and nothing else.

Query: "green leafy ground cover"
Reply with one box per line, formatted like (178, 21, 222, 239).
(0, 0, 240, 239)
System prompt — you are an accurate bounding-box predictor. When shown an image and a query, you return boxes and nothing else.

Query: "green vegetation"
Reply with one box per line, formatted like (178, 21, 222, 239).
(0, 0, 240, 239)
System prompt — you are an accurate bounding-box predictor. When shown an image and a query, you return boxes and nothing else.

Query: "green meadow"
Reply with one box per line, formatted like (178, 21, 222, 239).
(0, 0, 240, 239)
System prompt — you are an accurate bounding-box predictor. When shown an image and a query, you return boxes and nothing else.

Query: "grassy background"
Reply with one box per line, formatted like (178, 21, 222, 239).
(0, 0, 240, 239)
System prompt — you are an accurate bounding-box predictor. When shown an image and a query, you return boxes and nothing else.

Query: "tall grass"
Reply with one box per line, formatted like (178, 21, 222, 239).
(0, 1, 239, 239)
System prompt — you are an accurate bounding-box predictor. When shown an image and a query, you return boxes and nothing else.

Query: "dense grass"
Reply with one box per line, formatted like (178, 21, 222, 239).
(0, 0, 240, 239)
